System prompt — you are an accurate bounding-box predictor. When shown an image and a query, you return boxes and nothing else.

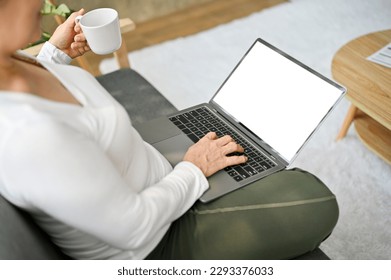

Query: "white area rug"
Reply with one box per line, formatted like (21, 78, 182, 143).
(101, 0, 391, 259)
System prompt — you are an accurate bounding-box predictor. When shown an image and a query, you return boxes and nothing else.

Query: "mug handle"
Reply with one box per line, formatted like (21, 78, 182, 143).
(75, 15, 83, 24)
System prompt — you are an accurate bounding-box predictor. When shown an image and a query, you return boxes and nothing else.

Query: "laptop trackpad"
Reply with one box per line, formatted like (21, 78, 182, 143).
(134, 117, 181, 144)
(152, 134, 194, 166)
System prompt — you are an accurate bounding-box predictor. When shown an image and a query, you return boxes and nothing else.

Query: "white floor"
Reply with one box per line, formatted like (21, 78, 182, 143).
(101, 0, 391, 259)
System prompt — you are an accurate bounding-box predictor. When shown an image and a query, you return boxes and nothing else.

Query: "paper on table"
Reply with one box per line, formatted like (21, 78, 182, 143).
(367, 42, 391, 68)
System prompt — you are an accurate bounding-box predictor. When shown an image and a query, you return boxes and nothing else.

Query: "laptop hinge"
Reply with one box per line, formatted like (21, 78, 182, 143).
(209, 103, 288, 166)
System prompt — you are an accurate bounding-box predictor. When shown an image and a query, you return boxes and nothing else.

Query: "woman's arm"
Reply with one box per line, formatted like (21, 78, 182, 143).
(1, 120, 208, 251)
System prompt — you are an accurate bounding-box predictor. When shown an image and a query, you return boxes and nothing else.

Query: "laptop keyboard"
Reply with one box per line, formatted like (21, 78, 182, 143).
(169, 106, 276, 182)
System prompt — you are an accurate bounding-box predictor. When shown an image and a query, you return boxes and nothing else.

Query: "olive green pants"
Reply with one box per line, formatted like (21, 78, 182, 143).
(146, 168, 338, 259)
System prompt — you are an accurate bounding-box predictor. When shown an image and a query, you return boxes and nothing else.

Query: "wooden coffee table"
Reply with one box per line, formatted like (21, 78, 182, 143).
(332, 29, 391, 164)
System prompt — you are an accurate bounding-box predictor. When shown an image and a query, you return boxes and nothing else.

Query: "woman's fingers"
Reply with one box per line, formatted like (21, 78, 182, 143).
(222, 141, 244, 155)
(183, 132, 247, 177)
(225, 154, 248, 166)
(74, 34, 86, 42)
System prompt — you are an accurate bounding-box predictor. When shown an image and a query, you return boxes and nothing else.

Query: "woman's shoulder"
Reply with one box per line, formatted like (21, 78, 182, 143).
(0, 93, 60, 125)
(0, 95, 81, 146)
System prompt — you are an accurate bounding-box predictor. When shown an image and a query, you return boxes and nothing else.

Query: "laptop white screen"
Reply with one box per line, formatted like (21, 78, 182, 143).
(213, 40, 344, 162)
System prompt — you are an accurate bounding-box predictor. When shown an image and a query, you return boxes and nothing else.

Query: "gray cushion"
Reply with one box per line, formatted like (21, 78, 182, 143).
(0, 195, 69, 259)
(97, 68, 177, 125)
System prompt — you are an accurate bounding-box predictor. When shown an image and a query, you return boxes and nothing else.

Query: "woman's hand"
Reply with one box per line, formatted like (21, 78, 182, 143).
(183, 132, 247, 177)
(49, 9, 90, 58)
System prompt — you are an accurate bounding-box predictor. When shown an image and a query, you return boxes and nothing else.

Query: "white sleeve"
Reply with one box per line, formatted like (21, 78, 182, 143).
(1, 120, 208, 250)
(37, 42, 72, 65)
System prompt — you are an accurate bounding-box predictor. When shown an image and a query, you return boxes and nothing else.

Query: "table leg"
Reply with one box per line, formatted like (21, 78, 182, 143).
(114, 39, 131, 69)
(336, 104, 357, 140)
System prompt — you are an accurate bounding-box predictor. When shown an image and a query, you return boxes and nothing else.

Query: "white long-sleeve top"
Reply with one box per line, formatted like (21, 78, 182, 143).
(0, 43, 208, 259)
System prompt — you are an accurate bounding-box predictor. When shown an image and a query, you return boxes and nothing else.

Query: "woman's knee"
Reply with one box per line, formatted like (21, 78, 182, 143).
(192, 168, 339, 258)
(272, 168, 339, 236)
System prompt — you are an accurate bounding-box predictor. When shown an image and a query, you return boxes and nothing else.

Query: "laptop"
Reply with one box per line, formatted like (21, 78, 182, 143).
(135, 38, 346, 203)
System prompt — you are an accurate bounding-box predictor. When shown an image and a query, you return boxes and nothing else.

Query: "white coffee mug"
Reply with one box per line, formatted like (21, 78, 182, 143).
(75, 8, 122, 55)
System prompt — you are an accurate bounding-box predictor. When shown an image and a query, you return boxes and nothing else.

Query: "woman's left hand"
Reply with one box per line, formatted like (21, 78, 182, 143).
(49, 9, 90, 58)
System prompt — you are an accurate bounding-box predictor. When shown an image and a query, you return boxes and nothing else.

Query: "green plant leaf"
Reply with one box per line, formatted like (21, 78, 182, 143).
(41, 1, 56, 15)
(41, 1, 72, 18)
(56, 4, 71, 17)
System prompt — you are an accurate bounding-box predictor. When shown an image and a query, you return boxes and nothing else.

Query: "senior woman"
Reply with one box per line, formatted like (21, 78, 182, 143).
(0, 0, 338, 259)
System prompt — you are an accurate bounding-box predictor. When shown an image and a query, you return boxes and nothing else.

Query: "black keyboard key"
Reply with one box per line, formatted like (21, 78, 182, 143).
(255, 165, 265, 173)
(189, 111, 199, 117)
(233, 166, 250, 179)
(253, 157, 262, 163)
(244, 165, 257, 176)
(199, 126, 209, 133)
(182, 128, 191, 134)
(194, 130, 204, 137)
(233, 175, 243, 182)
(187, 133, 199, 143)
(178, 115, 189, 124)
